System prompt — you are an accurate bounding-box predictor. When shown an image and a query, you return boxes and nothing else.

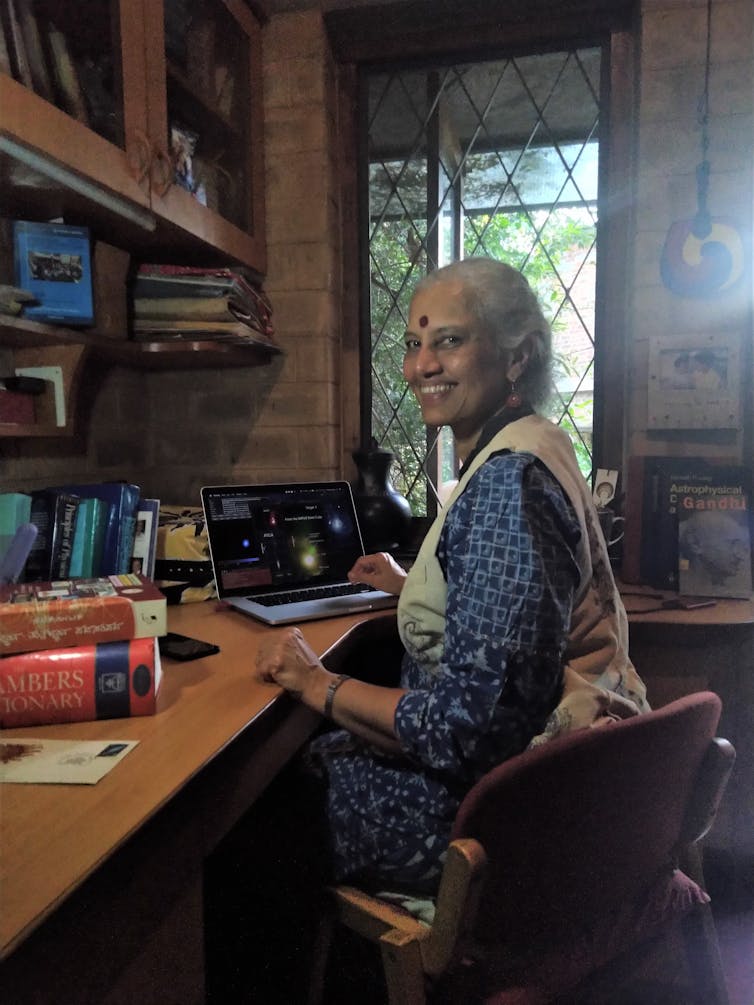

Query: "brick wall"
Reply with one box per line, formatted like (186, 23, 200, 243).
(628, 0, 753, 462)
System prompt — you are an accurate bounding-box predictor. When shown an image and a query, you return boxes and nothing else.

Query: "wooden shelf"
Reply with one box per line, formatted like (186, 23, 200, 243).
(92, 337, 281, 370)
(0, 315, 90, 349)
(1, 315, 279, 363)
(0, 315, 279, 435)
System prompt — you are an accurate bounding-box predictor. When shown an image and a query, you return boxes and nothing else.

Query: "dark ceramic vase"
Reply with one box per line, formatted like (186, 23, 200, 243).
(351, 447, 412, 553)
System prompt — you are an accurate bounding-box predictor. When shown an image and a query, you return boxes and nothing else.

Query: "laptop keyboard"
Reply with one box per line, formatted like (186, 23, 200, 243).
(253, 582, 375, 607)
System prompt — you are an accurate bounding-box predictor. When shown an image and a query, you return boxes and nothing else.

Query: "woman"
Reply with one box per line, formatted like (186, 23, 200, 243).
(254, 258, 647, 898)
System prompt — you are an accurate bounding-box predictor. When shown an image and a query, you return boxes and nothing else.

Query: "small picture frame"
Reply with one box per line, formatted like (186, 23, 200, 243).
(647, 332, 741, 430)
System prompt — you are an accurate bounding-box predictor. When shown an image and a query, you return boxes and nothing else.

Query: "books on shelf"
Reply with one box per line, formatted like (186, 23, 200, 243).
(17, 0, 53, 101)
(6, 0, 32, 89)
(0, 636, 162, 728)
(131, 498, 160, 580)
(0, 10, 13, 77)
(132, 264, 274, 344)
(0, 573, 167, 657)
(132, 318, 281, 349)
(623, 455, 752, 596)
(26, 490, 80, 582)
(0, 388, 36, 424)
(0, 493, 32, 559)
(47, 22, 89, 124)
(68, 497, 108, 579)
(49, 482, 141, 576)
(13, 220, 94, 326)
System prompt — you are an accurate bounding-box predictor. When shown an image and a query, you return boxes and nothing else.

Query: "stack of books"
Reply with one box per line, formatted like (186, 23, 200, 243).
(130, 264, 279, 350)
(0, 573, 167, 728)
(0, 484, 159, 582)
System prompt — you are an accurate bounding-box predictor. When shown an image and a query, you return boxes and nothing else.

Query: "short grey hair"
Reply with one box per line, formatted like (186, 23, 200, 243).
(414, 258, 553, 408)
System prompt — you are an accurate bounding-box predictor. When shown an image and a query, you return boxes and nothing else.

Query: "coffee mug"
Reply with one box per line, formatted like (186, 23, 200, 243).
(597, 508, 625, 546)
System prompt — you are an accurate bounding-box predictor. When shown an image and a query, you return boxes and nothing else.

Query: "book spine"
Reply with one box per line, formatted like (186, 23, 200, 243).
(0, 492, 32, 558)
(133, 297, 240, 321)
(52, 496, 80, 578)
(68, 498, 99, 577)
(131, 499, 160, 579)
(0, 637, 160, 728)
(0, 575, 167, 656)
(621, 456, 645, 584)
(116, 487, 141, 575)
(0, 389, 36, 423)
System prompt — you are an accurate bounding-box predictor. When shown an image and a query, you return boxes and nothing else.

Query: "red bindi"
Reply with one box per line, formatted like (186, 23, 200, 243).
(419, 315, 429, 327)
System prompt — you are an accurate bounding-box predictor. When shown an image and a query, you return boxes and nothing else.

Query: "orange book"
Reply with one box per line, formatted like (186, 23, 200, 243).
(0, 573, 166, 657)
(0, 636, 161, 728)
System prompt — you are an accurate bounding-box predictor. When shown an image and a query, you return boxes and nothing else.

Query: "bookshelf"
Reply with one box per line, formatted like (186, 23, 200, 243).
(0, 314, 278, 438)
(0, 0, 274, 438)
(0, 0, 266, 272)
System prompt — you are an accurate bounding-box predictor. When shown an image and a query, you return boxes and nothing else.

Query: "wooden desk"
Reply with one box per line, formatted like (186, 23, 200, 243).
(623, 588, 754, 863)
(0, 604, 382, 1005)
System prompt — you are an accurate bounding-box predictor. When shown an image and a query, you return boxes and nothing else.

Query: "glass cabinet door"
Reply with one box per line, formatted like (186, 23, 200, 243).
(147, 0, 264, 267)
(5, 1, 127, 150)
(0, 0, 152, 211)
(162, 0, 251, 232)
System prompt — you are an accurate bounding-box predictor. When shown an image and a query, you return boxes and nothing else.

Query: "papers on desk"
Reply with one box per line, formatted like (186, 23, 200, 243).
(0, 737, 138, 784)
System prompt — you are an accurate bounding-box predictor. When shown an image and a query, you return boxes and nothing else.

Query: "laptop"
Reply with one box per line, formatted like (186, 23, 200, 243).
(200, 481, 399, 625)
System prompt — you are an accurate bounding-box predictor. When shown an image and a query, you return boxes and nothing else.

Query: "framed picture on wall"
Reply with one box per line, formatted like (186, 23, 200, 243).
(647, 331, 741, 430)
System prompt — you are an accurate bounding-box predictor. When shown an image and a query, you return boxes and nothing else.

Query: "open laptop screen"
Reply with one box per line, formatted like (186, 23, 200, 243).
(201, 482, 366, 600)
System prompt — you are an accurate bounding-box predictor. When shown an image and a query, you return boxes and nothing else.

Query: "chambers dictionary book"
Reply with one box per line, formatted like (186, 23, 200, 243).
(0, 636, 161, 728)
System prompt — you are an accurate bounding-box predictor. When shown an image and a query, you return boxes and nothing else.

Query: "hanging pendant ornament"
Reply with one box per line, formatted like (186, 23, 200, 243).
(660, 0, 747, 298)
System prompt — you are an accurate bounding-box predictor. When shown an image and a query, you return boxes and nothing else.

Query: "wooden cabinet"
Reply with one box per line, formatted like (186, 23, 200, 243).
(0, 1, 272, 437)
(0, 0, 266, 273)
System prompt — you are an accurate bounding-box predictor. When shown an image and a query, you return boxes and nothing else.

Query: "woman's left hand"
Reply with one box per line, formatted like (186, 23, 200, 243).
(255, 627, 325, 700)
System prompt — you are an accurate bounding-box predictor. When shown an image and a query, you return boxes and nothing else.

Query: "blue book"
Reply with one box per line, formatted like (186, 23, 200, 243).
(51, 483, 140, 576)
(0, 492, 32, 560)
(13, 220, 94, 326)
(68, 497, 109, 578)
(26, 490, 80, 581)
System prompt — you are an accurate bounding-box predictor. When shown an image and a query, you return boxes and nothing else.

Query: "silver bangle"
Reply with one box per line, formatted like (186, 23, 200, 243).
(324, 673, 350, 718)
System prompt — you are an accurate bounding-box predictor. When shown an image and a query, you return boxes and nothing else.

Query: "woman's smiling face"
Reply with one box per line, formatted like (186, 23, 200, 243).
(404, 279, 508, 450)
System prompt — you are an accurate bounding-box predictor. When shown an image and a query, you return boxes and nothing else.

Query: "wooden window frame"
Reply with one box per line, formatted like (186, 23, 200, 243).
(327, 0, 638, 480)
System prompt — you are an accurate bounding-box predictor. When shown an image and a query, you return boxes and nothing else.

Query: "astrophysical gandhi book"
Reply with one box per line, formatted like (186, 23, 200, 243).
(633, 457, 751, 593)
(676, 475, 752, 599)
(0, 573, 166, 657)
(0, 636, 161, 728)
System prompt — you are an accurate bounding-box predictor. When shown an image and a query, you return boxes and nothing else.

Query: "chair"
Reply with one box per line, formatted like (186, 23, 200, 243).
(310, 689, 735, 1005)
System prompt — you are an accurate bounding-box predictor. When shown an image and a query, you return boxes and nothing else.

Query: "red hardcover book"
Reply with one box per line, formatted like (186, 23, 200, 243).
(0, 573, 166, 657)
(0, 389, 35, 424)
(0, 636, 161, 728)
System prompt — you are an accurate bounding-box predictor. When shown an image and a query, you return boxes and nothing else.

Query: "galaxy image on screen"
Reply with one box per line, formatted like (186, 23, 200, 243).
(203, 484, 363, 597)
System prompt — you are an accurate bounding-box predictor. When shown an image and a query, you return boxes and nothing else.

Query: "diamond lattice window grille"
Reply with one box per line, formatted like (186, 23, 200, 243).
(364, 48, 602, 515)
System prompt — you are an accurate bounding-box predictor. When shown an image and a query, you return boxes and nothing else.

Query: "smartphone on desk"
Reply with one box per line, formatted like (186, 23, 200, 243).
(159, 632, 220, 662)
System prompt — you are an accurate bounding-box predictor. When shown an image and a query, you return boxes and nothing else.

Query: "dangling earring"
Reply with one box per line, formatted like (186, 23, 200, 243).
(505, 381, 522, 409)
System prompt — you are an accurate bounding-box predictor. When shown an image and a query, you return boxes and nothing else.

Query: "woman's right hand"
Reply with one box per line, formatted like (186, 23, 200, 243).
(348, 551, 407, 596)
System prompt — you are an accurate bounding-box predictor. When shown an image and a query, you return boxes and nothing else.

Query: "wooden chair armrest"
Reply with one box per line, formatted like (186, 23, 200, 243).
(333, 885, 429, 941)
(422, 837, 488, 977)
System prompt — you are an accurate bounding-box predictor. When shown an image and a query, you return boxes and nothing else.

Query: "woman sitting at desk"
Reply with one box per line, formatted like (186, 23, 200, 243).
(252, 258, 647, 992)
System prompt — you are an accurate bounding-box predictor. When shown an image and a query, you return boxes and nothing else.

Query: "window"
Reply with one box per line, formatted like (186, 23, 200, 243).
(361, 46, 617, 515)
